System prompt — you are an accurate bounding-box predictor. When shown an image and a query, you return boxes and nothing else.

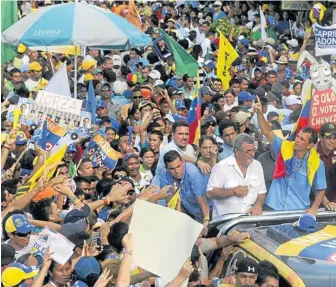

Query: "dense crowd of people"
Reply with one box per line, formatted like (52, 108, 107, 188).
(1, 1, 336, 287)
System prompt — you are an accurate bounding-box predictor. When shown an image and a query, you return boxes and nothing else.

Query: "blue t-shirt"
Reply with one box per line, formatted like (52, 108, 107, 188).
(265, 136, 327, 210)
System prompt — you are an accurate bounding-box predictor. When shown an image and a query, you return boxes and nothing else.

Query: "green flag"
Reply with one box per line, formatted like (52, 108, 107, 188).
(1, 0, 19, 64)
(160, 29, 198, 77)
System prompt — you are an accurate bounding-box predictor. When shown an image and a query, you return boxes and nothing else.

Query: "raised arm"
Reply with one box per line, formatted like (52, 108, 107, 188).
(255, 96, 275, 144)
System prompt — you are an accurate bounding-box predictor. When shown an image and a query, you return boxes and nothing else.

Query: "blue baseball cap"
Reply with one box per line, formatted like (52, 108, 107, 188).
(15, 133, 28, 145)
(72, 281, 88, 287)
(239, 38, 250, 47)
(238, 91, 256, 101)
(123, 153, 139, 164)
(5, 214, 33, 234)
(294, 214, 316, 232)
(64, 204, 91, 224)
(66, 143, 77, 153)
(236, 64, 247, 72)
(175, 99, 186, 110)
(74, 257, 101, 281)
(137, 58, 150, 67)
(201, 60, 215, 70)
(96, 101, 106, 110)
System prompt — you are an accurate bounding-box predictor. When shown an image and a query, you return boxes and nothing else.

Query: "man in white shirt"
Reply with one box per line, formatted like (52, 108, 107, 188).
(207, 133, 266, 219)
(24, 62, 48, 92)
(153, 121, 211, 184)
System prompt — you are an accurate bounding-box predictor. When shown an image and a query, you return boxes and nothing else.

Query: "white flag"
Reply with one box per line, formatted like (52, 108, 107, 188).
(44, 62, 72, 98)
(260, 6, 268, 42)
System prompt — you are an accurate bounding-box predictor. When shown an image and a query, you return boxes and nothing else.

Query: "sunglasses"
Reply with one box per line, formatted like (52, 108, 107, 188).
(133, 96, 143, 99)
(101, 89, 111, 92)
(206, 122, 217, 127)
(14, 231, 31, 237)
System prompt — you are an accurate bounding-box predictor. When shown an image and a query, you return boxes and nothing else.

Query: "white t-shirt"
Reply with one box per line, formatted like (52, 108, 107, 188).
(4, 235, 38, 259)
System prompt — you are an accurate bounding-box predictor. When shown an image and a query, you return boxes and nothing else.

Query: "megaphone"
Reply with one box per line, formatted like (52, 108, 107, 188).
(70, 132, 79, 140)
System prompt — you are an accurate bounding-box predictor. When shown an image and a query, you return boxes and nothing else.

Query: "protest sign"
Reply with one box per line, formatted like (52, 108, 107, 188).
(36, 90, 82, 115)
(129, 200, 203, 287)
(217, 31, 239, 90)
(314, 24, 336, 56)
(86, 134, 119, 169)
(281, 0, 311, 10)
(309, 87, 336, 130)
(31, 228, 75, 265)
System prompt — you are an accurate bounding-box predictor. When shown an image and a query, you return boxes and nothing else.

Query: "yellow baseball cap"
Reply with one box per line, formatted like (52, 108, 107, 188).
(29, 62, 43, 72)
(82, 59, 97, 71)
(2, 263, 39, 287)
(17, 43, 27, 54)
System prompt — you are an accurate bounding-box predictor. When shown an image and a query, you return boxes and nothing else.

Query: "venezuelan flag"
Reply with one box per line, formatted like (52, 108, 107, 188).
(187, 73, 201, 145)
(87, 134, 119, 169)
(289, 84, 312, 140)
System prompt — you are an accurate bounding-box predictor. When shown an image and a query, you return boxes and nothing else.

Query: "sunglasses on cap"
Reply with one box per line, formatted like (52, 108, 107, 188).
(14, 231, 31, 237)
(206, 122, 217, 127)
(101, 88, 111, 92)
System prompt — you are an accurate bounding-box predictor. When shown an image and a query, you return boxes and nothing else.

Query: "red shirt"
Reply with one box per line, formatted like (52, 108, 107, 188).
(317, 142, 336, 202)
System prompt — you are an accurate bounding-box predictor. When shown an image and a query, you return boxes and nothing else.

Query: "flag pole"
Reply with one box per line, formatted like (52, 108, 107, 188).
(43, 151, 47, 179)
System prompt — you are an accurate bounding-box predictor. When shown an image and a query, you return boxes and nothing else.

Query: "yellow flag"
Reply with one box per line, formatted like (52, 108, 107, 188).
(28, 145, 67, 188)
(217, 31, 239, 90)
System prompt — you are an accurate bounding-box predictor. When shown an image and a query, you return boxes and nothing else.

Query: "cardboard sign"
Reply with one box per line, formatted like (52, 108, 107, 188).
(315, 24, 336, 56)
(36, 90, 82, 115)
(281, 0, 311, 10)
(309, 88, 336, 130)
(31, 228, 75, 265)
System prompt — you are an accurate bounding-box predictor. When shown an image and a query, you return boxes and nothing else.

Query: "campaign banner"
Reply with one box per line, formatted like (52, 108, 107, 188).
(281, 0, 311, 10)
(86, 134, 119, 169)
(315, 24, 336, 56)
(309, 88, 336, 131)
(36, 90, 82, 115)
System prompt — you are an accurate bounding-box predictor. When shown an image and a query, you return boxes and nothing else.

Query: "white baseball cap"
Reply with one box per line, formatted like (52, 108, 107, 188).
(214, 1, 223, 7)
(149, 70, 161, 80)
(285, 95, 301, 106)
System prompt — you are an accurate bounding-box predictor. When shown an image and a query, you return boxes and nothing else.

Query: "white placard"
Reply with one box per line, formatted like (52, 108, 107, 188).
(129, 200, 203, 286)
(36, 90, 82, 116)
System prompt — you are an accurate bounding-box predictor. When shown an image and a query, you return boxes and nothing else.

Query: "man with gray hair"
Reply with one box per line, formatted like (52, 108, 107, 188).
(206, 133, 267, 218)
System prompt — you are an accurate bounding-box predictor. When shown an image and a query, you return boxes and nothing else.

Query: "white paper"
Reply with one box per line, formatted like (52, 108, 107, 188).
(129, 200, 203, 286)
(31, 228, 75, 265)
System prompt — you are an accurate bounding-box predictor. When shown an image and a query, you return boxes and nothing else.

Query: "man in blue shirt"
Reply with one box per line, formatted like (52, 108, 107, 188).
(255, 97, 327, 215)
(218, 119, 239, 161)
(159, 150, 210, 228)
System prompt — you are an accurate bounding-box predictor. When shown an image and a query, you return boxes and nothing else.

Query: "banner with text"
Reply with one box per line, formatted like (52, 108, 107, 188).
(315, 24, 336, 56)
(281, 0, 311, 10)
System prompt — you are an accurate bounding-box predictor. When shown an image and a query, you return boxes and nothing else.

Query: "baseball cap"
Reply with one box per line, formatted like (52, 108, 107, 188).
(236, 64, 247, 72)
(204, 116, 217, 125)
(320, 122, 336, 136)
(286, 39, 299, 48)
(138, 100, 155, 110)
(72, 281, 89, 287)
(94, 69, 103, 75)
(126, 73, 138, 85)
(275, 55, 288, 64)
(5, 214, 33, 234)
(1, 244, 16, 267)
(141, 88, 152, 99)
(29, 62, 42, 72)
(137, 58, 150, 67)
(239, 38, 249, 47)
(123, 153, 139, 164)
(214, 0, 223, 7)
(294, 213, 316, 232)
(82, 59, 97, 71)
(66, 143, 77, 153)
(154, 79, 165, 87)
(17, 43, 27, 54)
(16, 132, 28, 145)
(285, 95, 301, 106)
(266, 92, 278, 102)
(59, 218, 87, 239)
(113, 81, 127, 95)
(201, 60, 215, 70)
(164, 114, 175, 123)
(168, 87, 178, 97)
(235, 257, 258, 274)
(234, 111, 251, 125)
(254, 87, 266, 98)
(2, 263, 39, 287)
(238, 91, 256, 102)
(74, 257, 101, 282)
(167, 18, 176, 24)
(96, 101, 106, 110)
(175, 99, 186, 110)
(64, 204, 91, 224)
(149, 70, 161, 80)
(200, 86, 215, 97)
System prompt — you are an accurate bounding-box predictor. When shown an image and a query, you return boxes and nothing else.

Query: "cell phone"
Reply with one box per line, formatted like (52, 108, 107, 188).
(208, 103, 213, 113)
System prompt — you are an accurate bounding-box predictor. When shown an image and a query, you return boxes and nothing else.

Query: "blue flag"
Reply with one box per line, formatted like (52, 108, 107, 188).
(37, 120, 47, 151)
(85, 80, 96, 124)
(127, 126, 133, 146)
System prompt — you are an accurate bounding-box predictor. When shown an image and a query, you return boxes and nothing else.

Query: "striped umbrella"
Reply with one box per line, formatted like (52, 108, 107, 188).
(1, 2, 152, 49)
